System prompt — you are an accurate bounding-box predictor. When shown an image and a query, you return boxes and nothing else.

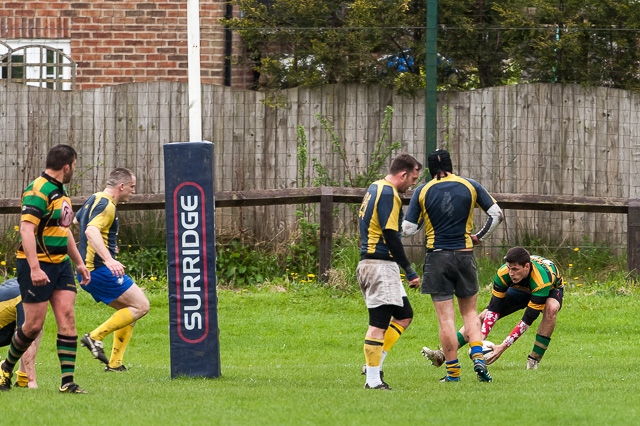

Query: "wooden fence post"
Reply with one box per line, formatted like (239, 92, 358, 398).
(319, 186, 334, 282)
(627, 199, 640, 276)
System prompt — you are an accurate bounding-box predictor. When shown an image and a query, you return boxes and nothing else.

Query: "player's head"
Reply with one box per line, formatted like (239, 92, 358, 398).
(107, 168, 136, 202)
(389, 153, 422, 193)
(504, 246, 531, 283)
(46, 144, 78, 183)
(427, 149, 453, 180)
(504, 246, 531, 265)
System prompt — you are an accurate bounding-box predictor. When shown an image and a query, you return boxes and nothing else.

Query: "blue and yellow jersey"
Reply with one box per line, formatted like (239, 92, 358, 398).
(0, 279, 22, 330)
(405, 174, 498, 250)
(358, 179, 403, 260)
(17, 173, 74, 263)
(75, 192, 119, 271)
(492, 255, 563, 313)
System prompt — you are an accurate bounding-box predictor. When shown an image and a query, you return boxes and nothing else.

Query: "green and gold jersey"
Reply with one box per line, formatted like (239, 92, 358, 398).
(16, 173, 74, 264)
(492, 255, 563, 312)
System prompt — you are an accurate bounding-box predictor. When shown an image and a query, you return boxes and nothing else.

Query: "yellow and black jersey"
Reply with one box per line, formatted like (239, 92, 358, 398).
(405, 174, 498, 250)
(17, 173, 73, 264)
(0, 279, 22, 330)
(75, 192, 119, 271)
(358, 179, 403, 260)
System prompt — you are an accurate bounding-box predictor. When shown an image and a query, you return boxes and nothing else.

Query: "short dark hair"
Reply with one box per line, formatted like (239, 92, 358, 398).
(106, 168, 135, 187)
(504, 246, 531, 266)
(389, 153, 422, 175)
(45, 144, 77, 171)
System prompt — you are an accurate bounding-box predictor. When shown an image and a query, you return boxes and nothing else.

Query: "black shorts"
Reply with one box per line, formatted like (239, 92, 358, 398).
(488, 287, 564, 317)
(368, 297, 413, 329)
(422, 251, 478, 301)
(17, 258, 77, 303)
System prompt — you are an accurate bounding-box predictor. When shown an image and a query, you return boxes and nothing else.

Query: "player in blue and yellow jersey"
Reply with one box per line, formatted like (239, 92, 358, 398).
(403, 149, 503, 383)
(0, 279, 43, 388)
(75, 168, 149, 372)
(358, 153, 422, 390)
(0, 144, 91, 393)
(421, 246, 563, 371)
(481, 246, 563, 369)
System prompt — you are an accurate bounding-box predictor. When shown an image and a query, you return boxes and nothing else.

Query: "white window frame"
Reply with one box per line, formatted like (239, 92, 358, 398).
(0, 39, 74, 91)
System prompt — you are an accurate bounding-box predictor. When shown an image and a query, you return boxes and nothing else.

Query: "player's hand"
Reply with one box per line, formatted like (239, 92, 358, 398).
(485, 341, 506, 365)
(471, 234, 480, 245)
(30, 267, 50, 287)
(77, 265, 91, 286)
(105, 258, 125, 278)
(408, 276, 420, 289)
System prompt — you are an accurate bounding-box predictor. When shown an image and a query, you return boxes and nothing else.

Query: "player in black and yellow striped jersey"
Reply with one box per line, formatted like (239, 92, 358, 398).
(0, 279, 43, 388)
(358, 153, 422, 390)
(0, 144, 91, 394)
(75, 168, 150, 372)
(403, 149, 503, 382)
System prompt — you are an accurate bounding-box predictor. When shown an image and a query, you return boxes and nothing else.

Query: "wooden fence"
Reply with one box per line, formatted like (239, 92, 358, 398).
(1, 81, 640, 249)
(1, 188, 636, 280)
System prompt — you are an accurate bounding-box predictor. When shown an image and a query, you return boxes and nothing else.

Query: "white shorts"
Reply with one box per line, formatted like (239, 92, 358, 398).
(357, 259, 407, 309)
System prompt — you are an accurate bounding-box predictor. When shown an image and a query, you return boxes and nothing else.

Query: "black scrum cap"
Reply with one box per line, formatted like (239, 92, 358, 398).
(427, 149, 453, 180)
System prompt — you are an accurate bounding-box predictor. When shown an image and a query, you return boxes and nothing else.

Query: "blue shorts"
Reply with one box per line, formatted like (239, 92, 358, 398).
(79, 266, 134, 305)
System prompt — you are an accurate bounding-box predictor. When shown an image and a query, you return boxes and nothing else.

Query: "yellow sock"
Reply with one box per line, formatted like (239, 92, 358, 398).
(382, 321, 405, 353)
(469, 340, 483, 361)
(15, 370, 28, 387)
(364, 337, 384, 367)
(91, 308, 135, 341)
(109, 324, 134, 368)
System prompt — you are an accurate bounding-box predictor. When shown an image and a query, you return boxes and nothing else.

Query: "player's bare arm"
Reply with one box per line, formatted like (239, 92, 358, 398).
(20, 221, 49, 286)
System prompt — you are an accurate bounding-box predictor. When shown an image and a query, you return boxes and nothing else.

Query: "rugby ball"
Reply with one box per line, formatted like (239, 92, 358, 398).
(468, 340, 494, 357)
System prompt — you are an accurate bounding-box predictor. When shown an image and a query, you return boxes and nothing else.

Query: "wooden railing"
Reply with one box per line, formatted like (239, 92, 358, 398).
(0, 187, 635, 279)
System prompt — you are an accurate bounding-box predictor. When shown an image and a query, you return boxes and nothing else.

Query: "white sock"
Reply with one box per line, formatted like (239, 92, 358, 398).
(380, 350, 388, 368)
(366, 366, 382, 386)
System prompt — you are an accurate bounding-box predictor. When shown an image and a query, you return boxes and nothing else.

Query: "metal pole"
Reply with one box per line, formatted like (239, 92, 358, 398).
(425, 0, 438, 162)
(187, 0, 203, 142)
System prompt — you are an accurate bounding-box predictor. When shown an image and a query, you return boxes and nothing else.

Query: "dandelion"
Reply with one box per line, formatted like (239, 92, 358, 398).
(400, 273, 406, 278)
(573, 276, 579, 280)
(307, 274, 315, 280)
(0, 261, 5, 266)
(568, 263, 573, 267)
(150, 276, 157, 281)
(574, 247, 580, 252)
(13, 226, 19, 232)
(577, 284, 582, 287)
(12, 268, 16, 271)
(588, 267, 591, 270)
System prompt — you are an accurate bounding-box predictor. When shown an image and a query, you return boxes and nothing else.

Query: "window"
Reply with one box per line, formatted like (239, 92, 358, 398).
(0, 39, 75, 91)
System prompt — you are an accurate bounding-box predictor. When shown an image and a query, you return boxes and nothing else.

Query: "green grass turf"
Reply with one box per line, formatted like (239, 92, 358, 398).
(3, 285, 639, 425)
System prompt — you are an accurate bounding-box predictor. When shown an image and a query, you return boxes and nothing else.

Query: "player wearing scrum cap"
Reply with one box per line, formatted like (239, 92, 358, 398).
(403, 149, 503, 382)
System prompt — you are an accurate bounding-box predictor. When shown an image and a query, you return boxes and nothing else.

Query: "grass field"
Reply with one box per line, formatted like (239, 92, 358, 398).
(3, 283, 639, 425)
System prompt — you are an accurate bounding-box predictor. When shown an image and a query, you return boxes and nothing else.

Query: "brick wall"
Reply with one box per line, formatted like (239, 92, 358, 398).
(0, 0, 253, 89)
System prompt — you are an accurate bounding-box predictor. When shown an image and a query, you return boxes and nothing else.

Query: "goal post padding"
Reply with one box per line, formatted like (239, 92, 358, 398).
(163, 141, 220, 378)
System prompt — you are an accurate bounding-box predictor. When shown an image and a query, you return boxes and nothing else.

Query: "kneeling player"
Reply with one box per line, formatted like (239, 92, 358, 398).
(422, 246, 563, 370)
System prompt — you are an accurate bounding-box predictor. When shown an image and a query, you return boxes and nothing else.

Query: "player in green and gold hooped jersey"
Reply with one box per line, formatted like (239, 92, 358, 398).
(0, 144, 91, 394)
